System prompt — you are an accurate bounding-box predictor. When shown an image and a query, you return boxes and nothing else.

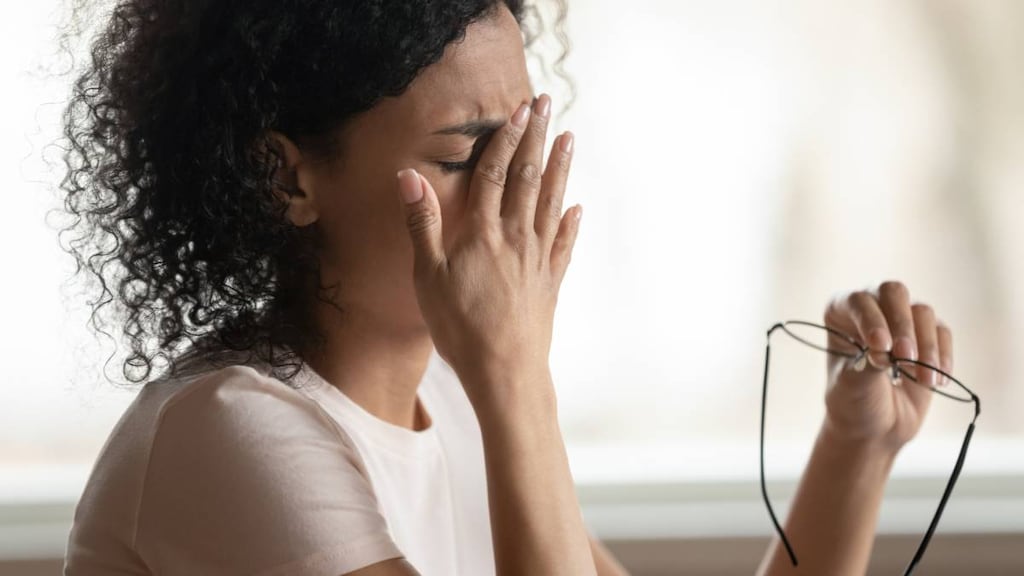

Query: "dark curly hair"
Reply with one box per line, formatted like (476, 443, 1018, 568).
(56, 0, 572, 385)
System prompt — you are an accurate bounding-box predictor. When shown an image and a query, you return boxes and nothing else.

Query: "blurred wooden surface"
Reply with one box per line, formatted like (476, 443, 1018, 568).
(5, 533, 1022, 576)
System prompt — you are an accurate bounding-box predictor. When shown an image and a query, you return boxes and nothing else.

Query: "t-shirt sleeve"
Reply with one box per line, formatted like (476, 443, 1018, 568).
(135, 365, 403, 576)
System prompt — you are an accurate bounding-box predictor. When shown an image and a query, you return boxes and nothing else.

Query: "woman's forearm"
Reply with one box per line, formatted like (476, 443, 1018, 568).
(757, 420, 898, 576)
(465, 365, 597, 576)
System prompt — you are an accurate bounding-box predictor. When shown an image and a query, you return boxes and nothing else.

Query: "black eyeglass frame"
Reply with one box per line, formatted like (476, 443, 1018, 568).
(759, 320, 981, 576)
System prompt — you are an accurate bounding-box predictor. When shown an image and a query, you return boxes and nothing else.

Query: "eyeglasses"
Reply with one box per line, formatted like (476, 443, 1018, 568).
(759, 320, 981, 576)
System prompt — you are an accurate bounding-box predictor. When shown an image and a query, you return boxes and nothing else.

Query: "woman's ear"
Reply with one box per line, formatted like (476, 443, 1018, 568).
(266, 130, 319, 227)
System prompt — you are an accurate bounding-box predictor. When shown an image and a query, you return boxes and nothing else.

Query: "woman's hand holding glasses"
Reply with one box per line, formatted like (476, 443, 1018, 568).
(822, 281, 952, 453)
(760, 281, 978, 576)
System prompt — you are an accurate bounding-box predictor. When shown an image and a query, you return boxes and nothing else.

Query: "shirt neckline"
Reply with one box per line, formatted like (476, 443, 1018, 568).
(294, 349, 442, 459)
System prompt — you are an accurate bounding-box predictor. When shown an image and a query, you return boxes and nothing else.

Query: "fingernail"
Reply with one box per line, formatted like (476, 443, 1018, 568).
(534, 94, 551, 118)
(938, 369, 951, 387)
(512, 103, 531, 127)
(397, 169, 423, 204)
(574, 204, 583, 222)
(560, 131, 574, 154)
(868, 327, 892, 351)
(867, 351, 889, 370)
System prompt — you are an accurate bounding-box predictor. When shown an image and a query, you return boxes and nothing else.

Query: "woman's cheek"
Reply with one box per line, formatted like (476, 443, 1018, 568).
(436, 176, 471, 229)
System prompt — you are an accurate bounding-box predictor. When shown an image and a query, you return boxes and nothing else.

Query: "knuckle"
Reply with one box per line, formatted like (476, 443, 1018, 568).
(476, 162, 508, 188)
(539, 193, 563, 223)
(527, 115, 549, 139)
(516, 236, 534, 257)
(504, 217, 531, 241)
(405, 208, 437, 236)
(515, 162, 542, 188)
(555, 150, 572, 172)
(479, 226, 504, 252)
(500, 128, 521, 154)
(501, 229, 527, 255)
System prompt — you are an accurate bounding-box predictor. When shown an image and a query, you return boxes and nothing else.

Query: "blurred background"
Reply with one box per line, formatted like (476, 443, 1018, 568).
(2, 0, 1022, 574)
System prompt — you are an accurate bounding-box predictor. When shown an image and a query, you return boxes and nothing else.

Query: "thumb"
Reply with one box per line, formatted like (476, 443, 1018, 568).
(397, 168, 445, 274)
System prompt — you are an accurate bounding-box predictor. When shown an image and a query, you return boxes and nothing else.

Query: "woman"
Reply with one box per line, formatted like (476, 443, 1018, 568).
(61, 1, 952, 575)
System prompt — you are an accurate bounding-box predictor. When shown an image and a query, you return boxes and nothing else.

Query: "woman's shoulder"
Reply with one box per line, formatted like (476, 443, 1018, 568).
(139, 349, 352, 452)
(85, 349, 364, 499)
(70, 351, 403, 574)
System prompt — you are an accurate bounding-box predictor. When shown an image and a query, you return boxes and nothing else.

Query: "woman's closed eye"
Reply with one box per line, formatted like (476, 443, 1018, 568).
(434, 131, 495, 174)
(438, 158, 476, 173)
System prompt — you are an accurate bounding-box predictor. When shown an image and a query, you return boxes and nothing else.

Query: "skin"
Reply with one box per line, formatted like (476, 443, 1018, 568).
(270, 5, 952, 575)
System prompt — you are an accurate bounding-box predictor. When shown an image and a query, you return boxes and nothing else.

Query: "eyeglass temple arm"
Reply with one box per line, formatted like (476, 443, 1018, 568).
(760, 326, 799, 566)
(902, 397, 980, 576)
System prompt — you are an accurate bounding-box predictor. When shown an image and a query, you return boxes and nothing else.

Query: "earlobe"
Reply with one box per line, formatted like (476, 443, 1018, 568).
(265, 130, 319, 227)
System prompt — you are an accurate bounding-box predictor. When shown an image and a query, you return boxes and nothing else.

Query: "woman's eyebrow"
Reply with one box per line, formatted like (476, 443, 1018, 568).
(432, 119, 506, 138)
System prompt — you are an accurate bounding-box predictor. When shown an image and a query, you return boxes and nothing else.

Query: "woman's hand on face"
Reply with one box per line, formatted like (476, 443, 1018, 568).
(822, 281, 953, 452)
(396, 94, 580, 404)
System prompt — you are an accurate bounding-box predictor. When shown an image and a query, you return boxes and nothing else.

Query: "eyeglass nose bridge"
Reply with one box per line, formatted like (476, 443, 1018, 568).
(852, 350, 868, 372)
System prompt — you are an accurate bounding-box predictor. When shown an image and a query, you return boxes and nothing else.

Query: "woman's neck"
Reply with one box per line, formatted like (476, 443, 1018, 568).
(303, 305, 435, 431)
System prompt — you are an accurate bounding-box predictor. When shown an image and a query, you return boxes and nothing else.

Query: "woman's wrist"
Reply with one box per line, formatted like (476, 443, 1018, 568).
(820, 417, 901, 472)
(457, 363, 559, 433)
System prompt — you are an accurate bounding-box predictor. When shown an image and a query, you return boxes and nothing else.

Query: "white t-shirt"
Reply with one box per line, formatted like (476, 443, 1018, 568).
(64, 346, 495, 576)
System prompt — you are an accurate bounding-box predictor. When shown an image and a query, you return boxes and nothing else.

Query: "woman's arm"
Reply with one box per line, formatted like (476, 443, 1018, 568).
(471, 367, 599, 576)
(756, 423, 896, 576)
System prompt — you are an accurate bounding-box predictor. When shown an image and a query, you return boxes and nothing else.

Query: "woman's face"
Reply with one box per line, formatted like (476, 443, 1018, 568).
(300, 5, 534, 331)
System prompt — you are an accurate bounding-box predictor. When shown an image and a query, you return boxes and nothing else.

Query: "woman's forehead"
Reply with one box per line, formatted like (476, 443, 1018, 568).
(338, 6, 532, 146)
(399, 6, 533, 131)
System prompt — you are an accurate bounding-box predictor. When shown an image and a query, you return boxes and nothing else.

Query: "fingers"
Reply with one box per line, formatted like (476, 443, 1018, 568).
(878, 281, 917, 362)
(467, 101, 531, 221)
(465, 93, 576, 269)
(550, 204, 583, 285)
(937, 320, 954, 377)
(536, 131, 575, 251)
(828, 281, 954, 382)
(503, 95, 552, 230)
(397, 169, 446, 277)
(911, 303, 939, 388)
(828, 290, 891, 368)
